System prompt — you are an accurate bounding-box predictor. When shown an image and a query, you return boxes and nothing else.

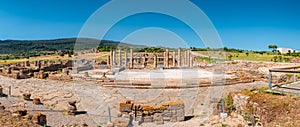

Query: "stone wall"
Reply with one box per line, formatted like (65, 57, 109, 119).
(118, 100, 185, 125)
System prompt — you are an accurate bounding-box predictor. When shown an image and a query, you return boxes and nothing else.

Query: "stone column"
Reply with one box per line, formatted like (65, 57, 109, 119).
(178, 49, 181, 67)
(190, 56, 193, 68)
(118, 49, 122, 66)
(164, 52, 166, 67)
(163, 51, 166, 67)
(130, 49, 134, 69)
(173, 51, 176, 67)
(25, 61, 30, 67)
(154, 54, 157, 68)
(112, 50, 116, 66)
(187, 49, 190, 67)
(107, 55, 110, 67)
(184, 50, 187, 66)
(38, 61, 41, 69)
(268, 71, 272, 89)
(110, 50, 113, 66)
(34, 61, 38, 67)
(166, 49, 169, 68)
(142, 56, 146, 68)
(124, 51, 128, 68)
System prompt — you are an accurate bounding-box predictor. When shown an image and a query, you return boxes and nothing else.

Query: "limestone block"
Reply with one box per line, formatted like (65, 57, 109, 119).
(13, 110, 27, 116)
(23, 93, 31, 101)
(33, 98, 42, 105)
(176, 108, 185, 115)
(67, 100, 77, 115)
(153, 113, 164, 124)
(163, 117, 171, 121)
(0, 85, 3, 95)
(0, 103, 5, 110)
(170, 116, 177, 122)
(169, 101, 184, 110)
(120, 100, 133, 113)
(33, 113, 47, 126)
(143, 116, 153, 122)
(107, 123, 113, 127)
(177, 116, 185, 121)
(113, 119, 127, 127)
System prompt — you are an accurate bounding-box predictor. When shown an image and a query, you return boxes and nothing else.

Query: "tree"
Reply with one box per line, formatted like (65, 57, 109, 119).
(228, 54, 233, 60)
(245, 52, 249, 56)
(268, 44, 278, 52)
(223, 47, 229, 52)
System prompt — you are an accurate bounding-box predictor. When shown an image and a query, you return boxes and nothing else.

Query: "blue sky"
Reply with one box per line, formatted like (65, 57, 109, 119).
(0, 0, 300, 50)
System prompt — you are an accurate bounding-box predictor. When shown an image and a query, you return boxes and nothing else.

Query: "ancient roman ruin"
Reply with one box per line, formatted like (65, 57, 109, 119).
(0, 48, 300, 126)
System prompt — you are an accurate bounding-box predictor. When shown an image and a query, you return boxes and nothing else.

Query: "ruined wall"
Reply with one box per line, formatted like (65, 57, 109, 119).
(118, 100, 185, 125)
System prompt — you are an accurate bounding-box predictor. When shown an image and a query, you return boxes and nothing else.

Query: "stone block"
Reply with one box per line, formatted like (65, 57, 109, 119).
(153, 113, 164, 124)
(33, 113, 47, 126)
(120, 100, 133, 113)
(0, 103, 5, 110)
(23, 93, 31, 101)
(170, 116, 177, 122)
(117, 112, 123, 117)
(143, 116, 153, 122)
(113, 119, 127, 127)
(177, 116, 185, 121)
(107, 123, 113, 127)
(33, 98, 42, 105)
(169, 101, 184, 110)
(163, 117, 171, 121)
(13, 110, 27, 116)
(0, 85, 3, 95)
(176, 109, 185, 117)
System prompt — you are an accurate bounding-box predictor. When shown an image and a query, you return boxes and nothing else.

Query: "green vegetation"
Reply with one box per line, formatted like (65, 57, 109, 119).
(222, 124, 229, 127)
(268, 44, 278, 52)
(1, 39, 300, 63)
(195, 50, 296, 62)
(140, 47, 164, 52)
(0, 38, 144, 59)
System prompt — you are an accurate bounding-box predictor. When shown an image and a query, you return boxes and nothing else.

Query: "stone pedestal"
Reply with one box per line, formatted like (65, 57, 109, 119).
(67, 100, 77, 115)
(23, 93, 31, 101)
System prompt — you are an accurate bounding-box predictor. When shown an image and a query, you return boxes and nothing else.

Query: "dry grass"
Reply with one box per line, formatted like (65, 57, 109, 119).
(239, 88, 300, 127)
(0, 110, 39, 127)
(0, 55, 71, 65)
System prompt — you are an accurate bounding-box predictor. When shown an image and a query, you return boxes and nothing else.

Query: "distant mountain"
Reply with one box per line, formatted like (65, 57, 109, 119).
(0, 38, 145, 54)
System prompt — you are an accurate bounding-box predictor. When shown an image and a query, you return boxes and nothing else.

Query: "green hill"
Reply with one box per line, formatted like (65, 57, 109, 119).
(0, 38, 143, 55)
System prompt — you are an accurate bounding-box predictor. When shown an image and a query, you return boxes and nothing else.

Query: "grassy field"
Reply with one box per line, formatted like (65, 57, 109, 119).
(0, 52, 110, 65)
(0, 55, 72, 65)
(195, 51, 295, 62)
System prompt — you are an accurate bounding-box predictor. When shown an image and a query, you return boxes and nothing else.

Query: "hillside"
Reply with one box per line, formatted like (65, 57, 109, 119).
(0, 38, 144, 54)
